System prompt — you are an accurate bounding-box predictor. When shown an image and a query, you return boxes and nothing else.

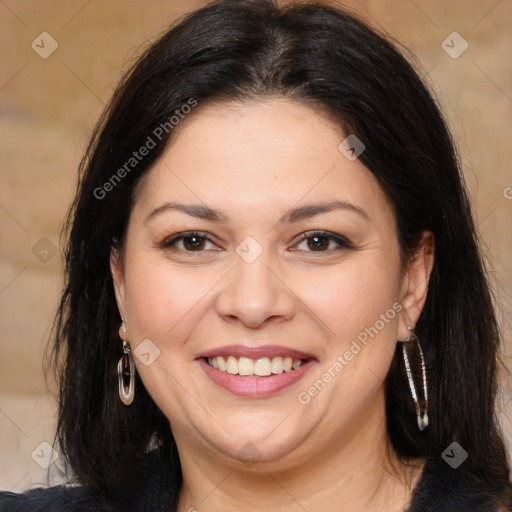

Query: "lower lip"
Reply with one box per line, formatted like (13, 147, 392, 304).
(198, 358, 316, 398)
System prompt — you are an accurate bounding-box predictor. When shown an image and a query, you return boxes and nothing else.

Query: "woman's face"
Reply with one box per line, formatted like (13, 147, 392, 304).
(111, 98, 430, 471)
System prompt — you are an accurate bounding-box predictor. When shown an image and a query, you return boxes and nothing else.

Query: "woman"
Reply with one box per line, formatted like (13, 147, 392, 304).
(1, 0, 511, 510)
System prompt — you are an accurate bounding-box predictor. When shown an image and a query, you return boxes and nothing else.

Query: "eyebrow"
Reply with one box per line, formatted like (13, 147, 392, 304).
(144, 199, 370, 225)
(280, 200, 370, 223)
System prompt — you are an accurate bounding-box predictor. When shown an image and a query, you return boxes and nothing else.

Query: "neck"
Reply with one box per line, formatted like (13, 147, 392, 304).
(175, 389, 425, 512)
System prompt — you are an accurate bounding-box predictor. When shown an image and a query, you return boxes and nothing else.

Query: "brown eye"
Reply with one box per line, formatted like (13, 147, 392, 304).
(306, 235, 330, 251)
(161, 232, 216, 252)
(293, 231, 353, 253)
(182, 235, 207, 251)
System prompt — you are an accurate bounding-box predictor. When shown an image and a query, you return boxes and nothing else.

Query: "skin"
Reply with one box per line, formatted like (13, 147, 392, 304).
(111, 98, 434, 512)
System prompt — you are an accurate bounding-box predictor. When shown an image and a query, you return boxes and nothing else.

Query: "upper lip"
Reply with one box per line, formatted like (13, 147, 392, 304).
(196, 345, 317, 361)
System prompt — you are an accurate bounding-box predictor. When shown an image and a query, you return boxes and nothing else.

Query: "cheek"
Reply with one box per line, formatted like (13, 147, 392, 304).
(123, 252, 220, 346)
(295, 262, 401, 416)
(293, 257, 401, 348)
(293, 256, 402, 413)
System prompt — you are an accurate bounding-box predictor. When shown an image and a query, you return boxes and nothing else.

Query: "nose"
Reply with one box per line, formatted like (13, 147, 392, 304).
(215, 249, 296, 329)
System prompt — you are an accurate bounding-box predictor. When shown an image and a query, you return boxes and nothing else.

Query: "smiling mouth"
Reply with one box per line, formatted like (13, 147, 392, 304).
(205, 355, 310, 377)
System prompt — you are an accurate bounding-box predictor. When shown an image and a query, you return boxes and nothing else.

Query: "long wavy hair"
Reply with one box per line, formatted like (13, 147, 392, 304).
(48, 0, 512, 507)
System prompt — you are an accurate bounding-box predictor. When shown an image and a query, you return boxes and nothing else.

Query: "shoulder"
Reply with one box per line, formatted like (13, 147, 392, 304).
(0, 484, 113, 512)
(409, 457, 512, 512)
(0, 447, 180, 512)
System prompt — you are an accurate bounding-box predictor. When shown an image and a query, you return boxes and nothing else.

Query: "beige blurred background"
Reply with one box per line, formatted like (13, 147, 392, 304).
(0, 0, 511, 492)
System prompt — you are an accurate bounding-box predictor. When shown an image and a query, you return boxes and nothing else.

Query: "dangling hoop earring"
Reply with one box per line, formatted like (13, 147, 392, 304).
(117, 339, 135, 406)
(401, 326, 429, 431)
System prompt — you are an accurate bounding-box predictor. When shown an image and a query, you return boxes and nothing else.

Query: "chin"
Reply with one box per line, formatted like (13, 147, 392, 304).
(198, 428, 308, 471)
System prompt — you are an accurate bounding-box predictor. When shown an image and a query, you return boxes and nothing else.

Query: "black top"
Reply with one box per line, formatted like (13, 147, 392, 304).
(0, 450, 507, 511)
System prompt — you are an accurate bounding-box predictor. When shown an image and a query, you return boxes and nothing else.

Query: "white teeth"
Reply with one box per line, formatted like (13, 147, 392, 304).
(292, 358, 304, 370)
(271, 357, 283, 374)
(226, 356, 238, 375)
(254, 357, 272, 376)
(206, 355, 308, 376)
(238, 357, 254, 376)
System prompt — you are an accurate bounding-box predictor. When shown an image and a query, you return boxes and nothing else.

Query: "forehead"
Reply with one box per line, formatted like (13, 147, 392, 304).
(132, 98, 393, 227)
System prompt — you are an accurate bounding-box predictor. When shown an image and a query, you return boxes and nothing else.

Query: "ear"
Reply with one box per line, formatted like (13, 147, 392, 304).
(397, 231, 435, 341)
(110, 246, 127, 340)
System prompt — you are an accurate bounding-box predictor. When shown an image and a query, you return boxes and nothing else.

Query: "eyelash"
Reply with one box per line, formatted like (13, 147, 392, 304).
(160, 230, 354, 254)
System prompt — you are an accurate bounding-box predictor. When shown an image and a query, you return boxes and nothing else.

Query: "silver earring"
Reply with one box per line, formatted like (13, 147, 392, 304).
(401, 327, 429, 431)
(117, 340, 135, 405)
